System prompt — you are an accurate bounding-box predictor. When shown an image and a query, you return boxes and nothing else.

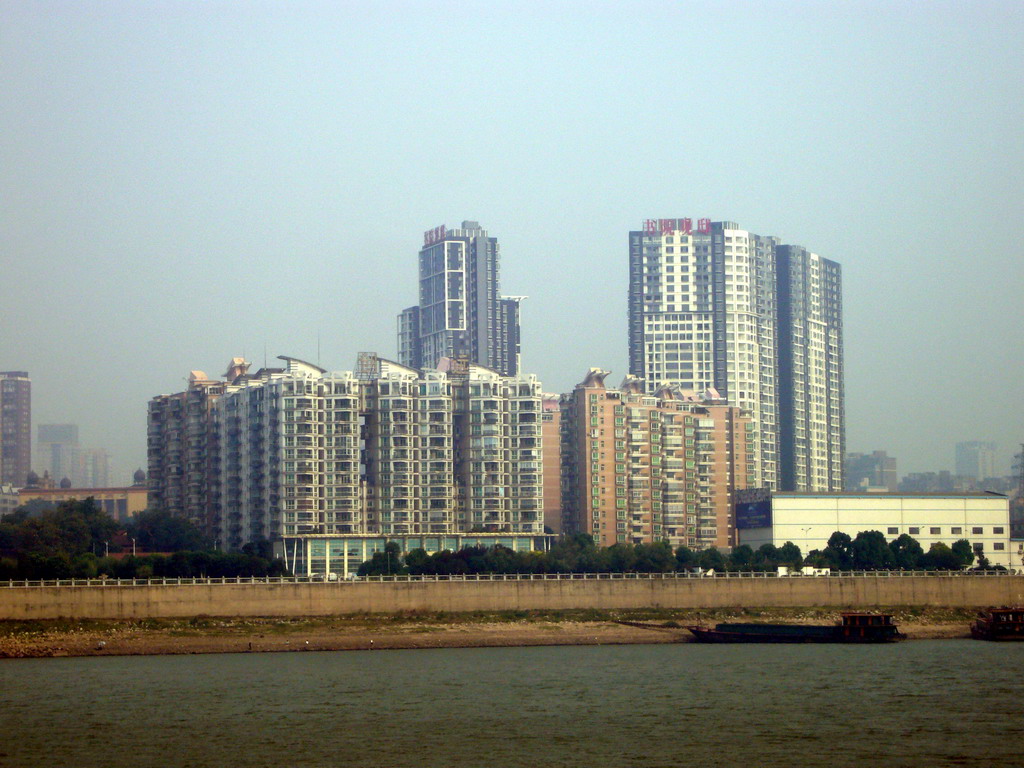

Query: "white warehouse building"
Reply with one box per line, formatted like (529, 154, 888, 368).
(735, 491, 1015, 569)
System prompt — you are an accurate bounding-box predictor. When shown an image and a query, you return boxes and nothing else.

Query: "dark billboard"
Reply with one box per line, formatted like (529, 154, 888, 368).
(735, 489, 772, 530)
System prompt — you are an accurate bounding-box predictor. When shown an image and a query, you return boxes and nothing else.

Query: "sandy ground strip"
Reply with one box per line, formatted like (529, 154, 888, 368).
(0, 613, 973, 658)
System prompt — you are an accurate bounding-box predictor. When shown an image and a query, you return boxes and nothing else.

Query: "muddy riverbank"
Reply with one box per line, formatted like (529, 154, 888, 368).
(0, 607, 976, 658)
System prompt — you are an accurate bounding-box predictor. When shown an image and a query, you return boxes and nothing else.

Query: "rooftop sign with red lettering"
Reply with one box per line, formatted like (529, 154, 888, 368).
(423, 225, 447, 247)
(642, 218, 712, 235)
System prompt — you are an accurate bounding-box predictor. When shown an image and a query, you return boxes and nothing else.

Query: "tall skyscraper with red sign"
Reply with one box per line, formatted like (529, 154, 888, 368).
(628, 219, 844, 494)
(398, 221, 523, 376)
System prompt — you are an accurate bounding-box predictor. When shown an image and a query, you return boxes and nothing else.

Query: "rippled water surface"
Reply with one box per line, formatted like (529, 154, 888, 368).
(2, 641, 1022, 767)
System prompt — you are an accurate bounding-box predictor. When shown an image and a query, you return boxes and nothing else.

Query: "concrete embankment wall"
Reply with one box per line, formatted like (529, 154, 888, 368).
(2, 577, 1023, 620)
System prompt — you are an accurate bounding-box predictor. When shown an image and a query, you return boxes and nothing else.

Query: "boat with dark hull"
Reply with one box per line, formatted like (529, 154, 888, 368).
(970, 607, 1024, 641)
(687, 613, 905, 643)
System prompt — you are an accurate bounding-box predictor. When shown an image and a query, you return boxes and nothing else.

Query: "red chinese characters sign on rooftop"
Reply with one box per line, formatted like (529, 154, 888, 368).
(423, 225, 447, 247)
(643, 218, 711, 236)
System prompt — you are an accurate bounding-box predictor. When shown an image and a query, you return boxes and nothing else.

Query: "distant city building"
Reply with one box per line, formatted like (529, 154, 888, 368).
(845, 451, 898, 491)
(559, 369, 753, 549)
(149, 355, 545, 551)
(736, 490, 1014, 568)
(36, 424, 79, 486)
(77, 448, 111, 489)
(627, 219, 844, 493)
(0, 371, 31, 486)
(398, 221, 523, 376)
(956, 441, 997, 481)
(898, 471, 977, 494)
(36, 425, 111, 489)
(18, 483, 149, 523)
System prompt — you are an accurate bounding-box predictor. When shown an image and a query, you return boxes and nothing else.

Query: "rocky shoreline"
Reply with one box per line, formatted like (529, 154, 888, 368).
(0, 608, 977, 659)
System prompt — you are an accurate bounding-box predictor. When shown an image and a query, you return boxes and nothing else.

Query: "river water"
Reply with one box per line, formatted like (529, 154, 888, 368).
(2, 641, 1021, 767)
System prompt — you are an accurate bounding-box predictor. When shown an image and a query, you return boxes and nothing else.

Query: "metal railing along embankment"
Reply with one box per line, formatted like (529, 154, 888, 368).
(1, 569, 1017, 589)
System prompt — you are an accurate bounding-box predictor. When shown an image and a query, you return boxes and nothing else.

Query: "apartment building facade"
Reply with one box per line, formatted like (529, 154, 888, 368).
(541, 395, 562, 534)
(147, 359, 250, 531)
(776, 244, 844, 491)
(628, 218, 844, 492)
(559, 369, 753, 549)
(149, 355, 544, 551)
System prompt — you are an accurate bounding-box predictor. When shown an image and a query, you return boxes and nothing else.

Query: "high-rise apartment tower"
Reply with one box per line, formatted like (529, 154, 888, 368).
(0, 372, 31, 486)
(149, 355, 544, 550)
(398, 221, 523, 376)
(559, 369, 754, 549)
(628, 218, 844, 492)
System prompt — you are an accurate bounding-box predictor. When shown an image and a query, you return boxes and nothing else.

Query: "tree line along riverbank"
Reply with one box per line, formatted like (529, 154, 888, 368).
(2, 500, 997, 582)
(0, 607, 981, 658)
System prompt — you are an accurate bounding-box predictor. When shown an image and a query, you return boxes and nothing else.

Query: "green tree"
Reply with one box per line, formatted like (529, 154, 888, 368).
(129, 509, 210, 552)
(728, 544, 754, 570)
(404, 547, 431, 575)
(604, 543, 639, 572)
(71, 553, 99, 578)
(8, 498, 119, 562)
(752, 543, 780, 570)
(822, 532, 854, 570)
(851, 531, 896, 570)
(547, 533, 598, 573)
(951, 540, 975, 568)
(0, 556, 18, 578)
(675, 546, 698, 570)
(803, 550, 831, 568)
(634, 541, 675, 572)
(3, 498, 54, 522)
(919, 542, 962, 570)
(482, 545, 520, 573)
(777, 542, 803, 569)
(358, 542, 405, 576)
(889, 534, 924, 569)
(699, 547, 726, 572)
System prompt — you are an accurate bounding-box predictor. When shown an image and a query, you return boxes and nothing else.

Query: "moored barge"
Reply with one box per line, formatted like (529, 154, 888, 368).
(687, 613, 905, 643)
(970, 607, 1024, 641)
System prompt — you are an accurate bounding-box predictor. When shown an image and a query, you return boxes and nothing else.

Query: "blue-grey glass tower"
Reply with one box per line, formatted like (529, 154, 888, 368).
(398, 221, 522, 376)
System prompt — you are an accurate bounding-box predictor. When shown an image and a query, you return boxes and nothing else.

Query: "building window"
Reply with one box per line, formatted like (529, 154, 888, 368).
(887, 527, 898, 535)
(930, 527, 940, 535)
(908, 527, 920, 535)
(972, 527, 983, 535)
(994, 527, 1004, 534)
(951, 527, 962, 535)
(993, 543, 1005, 551)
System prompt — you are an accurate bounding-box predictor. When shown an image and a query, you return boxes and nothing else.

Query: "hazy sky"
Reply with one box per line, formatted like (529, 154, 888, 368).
(2, 1, 1022, 481)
